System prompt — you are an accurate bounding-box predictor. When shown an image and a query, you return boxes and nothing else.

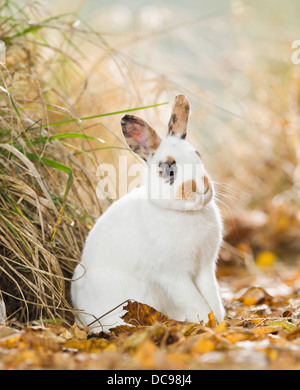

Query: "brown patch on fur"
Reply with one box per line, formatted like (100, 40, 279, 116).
(176, 179, 197, 200)
(203, 176, 210, 193)
(171, 114, 178, 123)
(166, 156, 176, 165)
(168, 94, 190, 139)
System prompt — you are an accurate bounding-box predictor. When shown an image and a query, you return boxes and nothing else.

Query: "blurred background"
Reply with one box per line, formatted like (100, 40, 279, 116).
(49, 0, 300, 256)
(1, 0, 300, 323)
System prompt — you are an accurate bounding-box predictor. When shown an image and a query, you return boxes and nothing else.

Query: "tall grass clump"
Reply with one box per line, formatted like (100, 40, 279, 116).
(0, 1, 95, 324)
(0, 1, 165, 325)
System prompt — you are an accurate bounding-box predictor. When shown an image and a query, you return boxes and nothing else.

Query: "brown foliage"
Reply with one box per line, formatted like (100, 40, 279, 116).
(1, 259, 300, 370)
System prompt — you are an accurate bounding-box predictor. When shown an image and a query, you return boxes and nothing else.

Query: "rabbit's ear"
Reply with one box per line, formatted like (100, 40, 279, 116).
(121, 115, 161, 161)
(168, 94, 190, 140)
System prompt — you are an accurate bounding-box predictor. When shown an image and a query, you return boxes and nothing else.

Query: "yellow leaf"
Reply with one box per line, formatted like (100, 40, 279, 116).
(236, 286, 273, 306)
(252, 326, 280, 335)
(191, 335, 216, 354)
(267, 349, 278, 362)
(135, 339, 157, 368)
(244, 297, 259, 306)
(63, 338, 109, 351)
(165, 352, 188, 370)
(250, 318, 265, 326)
(215, 321, 227, 333)
(255, 251, 276, 267)
(225, 332, 253, 344)
(0, 326, 22, 347)
(15, 350, 41, 366)
(205, 311, 217, 328)
(269, 319, 297, 332)
(105, 343, 118, 352)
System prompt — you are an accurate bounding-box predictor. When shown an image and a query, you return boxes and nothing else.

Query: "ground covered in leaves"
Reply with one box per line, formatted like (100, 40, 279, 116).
(1, 260, 300, 370)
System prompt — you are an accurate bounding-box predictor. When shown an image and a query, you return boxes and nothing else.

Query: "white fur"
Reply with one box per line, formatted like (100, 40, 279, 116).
(71, 134, 225, 332)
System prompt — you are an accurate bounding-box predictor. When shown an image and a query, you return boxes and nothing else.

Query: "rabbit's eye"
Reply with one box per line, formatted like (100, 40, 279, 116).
(158, 160, 177, 184)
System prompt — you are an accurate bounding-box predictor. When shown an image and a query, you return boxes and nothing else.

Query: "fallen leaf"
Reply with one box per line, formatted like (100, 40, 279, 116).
(225, 330, 255, 344)
(269, 319, 297, 332)
(243, 297, 260, 306)
(60, 329, 73, 340)
(0, 326, 22, 345)
(121, 301, 170, 327)
(61, 323, 88, 341)
(255, 251, 276, 267)
(63, 338, 110, 352)
(205, 311, 217, 328)
(73, 324, 88, 341)
(135, 339, 157, 368)
(236, 286, 274, 306)
(286, 325, 300, 340)
(165, 352, 188, 370)
(109, 325, 137, 335)
(252, 326, 281, 335)
(191, 334, 216, 354)
(215, 321, 227, 333)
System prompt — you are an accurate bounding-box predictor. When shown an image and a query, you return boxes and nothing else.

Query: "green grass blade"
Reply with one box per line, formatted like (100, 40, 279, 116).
(34, 102, 168, 130)
(1, 102, 169, 133)
(26, 132, 106, 146)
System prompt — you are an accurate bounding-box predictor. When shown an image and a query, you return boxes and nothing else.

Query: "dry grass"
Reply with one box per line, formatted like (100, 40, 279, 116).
(0, 0, 126, 325)
(0, 9, 81, 324)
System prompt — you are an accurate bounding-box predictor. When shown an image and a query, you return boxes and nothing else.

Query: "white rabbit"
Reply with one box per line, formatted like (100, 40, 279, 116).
(71, 94, 225, 332)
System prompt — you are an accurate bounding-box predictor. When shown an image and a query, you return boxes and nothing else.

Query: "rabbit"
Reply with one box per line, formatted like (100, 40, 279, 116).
(71, 94, 225, 332)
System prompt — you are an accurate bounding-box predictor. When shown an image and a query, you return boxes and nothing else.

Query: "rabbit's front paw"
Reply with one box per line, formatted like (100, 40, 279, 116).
(184, 307, 211, 324)
(212, 304, 225, 324)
